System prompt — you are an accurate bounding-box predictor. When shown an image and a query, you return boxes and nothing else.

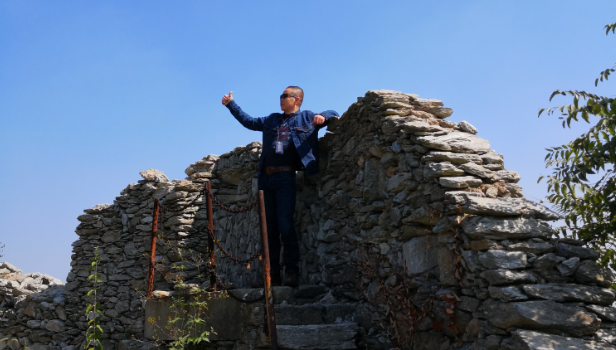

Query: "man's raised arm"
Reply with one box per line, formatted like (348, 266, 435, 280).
(311, 110, 340, 128)
(222, 91, 265, 131)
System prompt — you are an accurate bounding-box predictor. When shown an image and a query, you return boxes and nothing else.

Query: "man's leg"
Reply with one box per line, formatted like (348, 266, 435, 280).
(258, 174, 282, 279)
(274, 172, 299, 276)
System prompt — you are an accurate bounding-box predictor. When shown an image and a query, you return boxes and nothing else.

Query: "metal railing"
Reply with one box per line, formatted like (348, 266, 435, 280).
(145, 181, 278, 349)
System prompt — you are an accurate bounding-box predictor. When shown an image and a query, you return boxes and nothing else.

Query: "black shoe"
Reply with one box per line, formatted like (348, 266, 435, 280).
(283, 272, 299, 287)
(250, 272, 282, 288)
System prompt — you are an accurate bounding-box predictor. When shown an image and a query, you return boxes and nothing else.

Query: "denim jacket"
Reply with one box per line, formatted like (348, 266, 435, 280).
(225, 100, 339, 176)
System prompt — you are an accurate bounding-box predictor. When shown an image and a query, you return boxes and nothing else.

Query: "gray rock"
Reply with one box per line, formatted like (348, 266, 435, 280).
(45, 319, 65, 332)
(488, 286, 528, 301)
(481, 151, 504, 165)
(439, 176, 483, 188)
(423, 162, 465, 179)
(458, 121, 478, 134)
(415, 131, 490, 153)
(459, 162, 497, 180)
(139, 168, 169, 183)
(587, 304, 616, 322)
(575, 260, 616, 287)
(495, 170, 521, 183)
(533, 253, 565, 269)
(277, 323, 358, 349)
(403, 236, 438, 275)
(512, 329, 616, 350)
(478, 250, 527, 269)
(461, 216, 553, 240)
(507, 242, 553, 255)
(422, 151, 482, 165)
(555, 243, 600, 260)
(557, 257, 581, 276)
(486, 300, 600, 336)
(480, 269, 538, 286)
(461, 196, 561, 220)
(522, 284, 616, 305)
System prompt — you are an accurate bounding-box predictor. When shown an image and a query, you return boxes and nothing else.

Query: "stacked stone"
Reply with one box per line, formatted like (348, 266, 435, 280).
(184, 141, 264, 288)
(0, 262, 68, 350)
(293, 90, 615, 349)
(4, 89, 616, 349)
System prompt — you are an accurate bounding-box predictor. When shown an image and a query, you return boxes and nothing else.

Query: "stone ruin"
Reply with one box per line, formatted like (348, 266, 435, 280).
(2, 89, 616, 350)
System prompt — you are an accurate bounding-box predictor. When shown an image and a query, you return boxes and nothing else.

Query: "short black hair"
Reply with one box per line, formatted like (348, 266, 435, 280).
(287, 86, 304, 107)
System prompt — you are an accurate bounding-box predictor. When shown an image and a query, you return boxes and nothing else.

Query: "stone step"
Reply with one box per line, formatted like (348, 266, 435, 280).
(274, 303, 357, 325)
(227, 285, 330, 305)
(277, 323, 358, 350)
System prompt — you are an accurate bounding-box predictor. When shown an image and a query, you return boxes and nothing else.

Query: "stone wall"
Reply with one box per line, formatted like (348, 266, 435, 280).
(1, 89, 616, 350)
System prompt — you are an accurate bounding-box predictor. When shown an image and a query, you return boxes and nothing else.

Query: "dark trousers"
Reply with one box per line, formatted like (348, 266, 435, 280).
(258, 171, 299, 275)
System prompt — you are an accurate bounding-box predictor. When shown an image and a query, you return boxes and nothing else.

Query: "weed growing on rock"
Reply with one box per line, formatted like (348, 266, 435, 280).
(85, 247, 103, 350)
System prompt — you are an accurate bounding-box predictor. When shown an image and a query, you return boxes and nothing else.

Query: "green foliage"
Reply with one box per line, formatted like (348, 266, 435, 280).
(85, 247, 104, 350)
(148, 247, 213, 350)
(0, 242, 4, 258)
(539, 22, 616, 269)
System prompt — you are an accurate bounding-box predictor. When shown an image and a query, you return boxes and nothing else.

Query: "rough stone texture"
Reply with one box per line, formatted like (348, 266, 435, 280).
(3, 89, 613, 350)
(486, 300, 601, 336)
(522, 284, 616, 305)
(575, 260, 616, 287)
(512, 329, 616, 350)
(277, 324, 358, 349)
(478, 250, 527, 269)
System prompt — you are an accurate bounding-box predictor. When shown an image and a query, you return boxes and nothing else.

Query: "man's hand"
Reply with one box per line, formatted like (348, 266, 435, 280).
(222, 91, 234, 106)
(312, 114, 325, 126)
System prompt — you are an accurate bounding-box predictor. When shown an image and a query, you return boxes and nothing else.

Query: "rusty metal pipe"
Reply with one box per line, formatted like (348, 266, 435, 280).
(258, 190, 278, 350)
(146, 198, 160, 299)
(206, 181, 216, 292)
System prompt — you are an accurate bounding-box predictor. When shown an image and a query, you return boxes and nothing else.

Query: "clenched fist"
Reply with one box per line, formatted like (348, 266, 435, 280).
(222, 91, 234, 106)
(312, 114, 325, 126)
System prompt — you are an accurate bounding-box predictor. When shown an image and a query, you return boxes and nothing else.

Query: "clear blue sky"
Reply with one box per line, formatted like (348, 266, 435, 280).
(1, 1, 615, 280)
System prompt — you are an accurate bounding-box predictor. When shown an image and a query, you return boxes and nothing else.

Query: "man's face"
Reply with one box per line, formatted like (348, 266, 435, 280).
(280, 88, 299, 114)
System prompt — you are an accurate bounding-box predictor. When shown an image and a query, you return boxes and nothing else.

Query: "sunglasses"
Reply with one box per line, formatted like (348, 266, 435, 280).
(280, 93, 298, 100)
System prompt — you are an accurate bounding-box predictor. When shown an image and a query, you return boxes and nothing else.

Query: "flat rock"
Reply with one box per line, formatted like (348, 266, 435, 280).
(459, 162, 497, 180)
(139, 168, 169, 183)
(478, 250, 527, 269)
(555, 243, 600, 260)
(422, 151, 482, 165)
(423, 162, 465, 179)
(480, 269, 538, 285)
(414, 131, 490, 153)
(587, 304, 616, 322)
(575, 260, 616, 287)
(461, 196, 561, 220)
(512, 330, 616, 350)
(439, 176, 483, 188)
(461, 216, 553, 240)
(277, 323, 358, 349)
(489, 286, 528, 301)
(507, 242, 554, 255)
(522, 284, 616, 305)
(486, 300, 600, 336)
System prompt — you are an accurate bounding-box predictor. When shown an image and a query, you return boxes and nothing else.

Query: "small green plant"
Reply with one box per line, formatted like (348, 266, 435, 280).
(148, 247, 213, 350)
(85, 247, 103, 350)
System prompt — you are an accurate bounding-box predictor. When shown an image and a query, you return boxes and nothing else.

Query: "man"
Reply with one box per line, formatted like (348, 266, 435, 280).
(222, 86, 339, 287)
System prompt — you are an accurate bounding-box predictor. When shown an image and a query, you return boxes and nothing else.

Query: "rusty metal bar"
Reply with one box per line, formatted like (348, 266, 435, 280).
(206, 181, 216, 292)
(146, 198, 160, 299)
(258, 190, 278, 350)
